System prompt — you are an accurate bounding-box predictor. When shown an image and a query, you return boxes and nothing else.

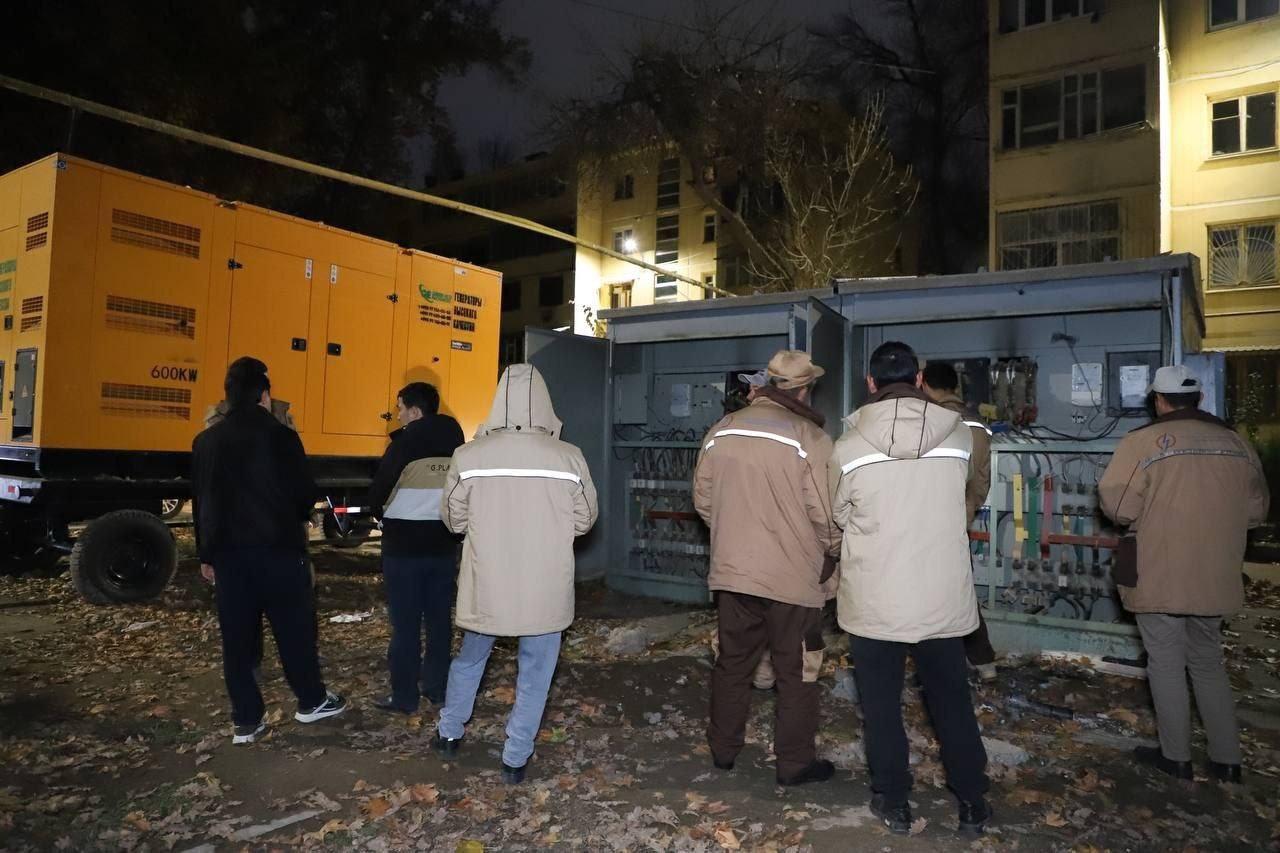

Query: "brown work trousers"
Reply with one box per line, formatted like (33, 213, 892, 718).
(709, 591, 823, 779)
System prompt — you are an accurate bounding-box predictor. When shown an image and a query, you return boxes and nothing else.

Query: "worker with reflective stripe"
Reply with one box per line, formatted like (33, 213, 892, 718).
(829, 341, 991, 836)
(694, 350, 841, 788)
(1099, 365, 1269, 784)
(923, 360, 998, 682)
(366, 381, 465, 714)
(432, 364, 597, 785)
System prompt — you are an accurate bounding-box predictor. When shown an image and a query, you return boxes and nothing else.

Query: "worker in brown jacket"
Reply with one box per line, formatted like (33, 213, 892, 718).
(923, 361, 997, 681)
(1099, 365, 1270, 784)
(694, 350, 841, 787)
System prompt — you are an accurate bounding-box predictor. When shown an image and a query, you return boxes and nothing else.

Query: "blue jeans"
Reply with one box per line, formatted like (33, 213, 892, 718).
(383, 554, 455, 709)
(437, 630, 562, 768)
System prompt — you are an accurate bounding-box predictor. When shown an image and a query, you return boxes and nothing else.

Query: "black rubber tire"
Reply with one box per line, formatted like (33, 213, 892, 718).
(159, 499, 185, 520)
(321, 513, 368, 549)
(70, 510, 177, 605)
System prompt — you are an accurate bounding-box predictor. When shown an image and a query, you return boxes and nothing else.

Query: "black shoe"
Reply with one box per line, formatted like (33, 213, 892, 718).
(372, 697, 416, 715)
(1133, 746, 1192, 780)
(295, 691, 347, 723)
(1207, 760, 1243, 784)
(958, 799, 992, 835)
(713, 757, 735, 771)
(431, 733, 463, 759)
(870, 794, 912, 835)
(777, 759, 835, 787)
(425, 694, 445, 707)
(501, 762, 526, 784)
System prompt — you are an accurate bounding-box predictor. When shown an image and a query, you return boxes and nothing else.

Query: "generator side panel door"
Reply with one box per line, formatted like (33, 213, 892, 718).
(322, 266, 396, 437)
(807, 298, 850, 438)
(447, 265, 500, 440)
(0, 226, 15, 441)
(12, 348, 35, 438)
(526, 328, 608, 581)
(227, 244, 312, 429)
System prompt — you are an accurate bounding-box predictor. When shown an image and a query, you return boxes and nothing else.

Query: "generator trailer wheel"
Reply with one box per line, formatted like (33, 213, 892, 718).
(70, 510, 177, 604)
(159, 499, 185, 519)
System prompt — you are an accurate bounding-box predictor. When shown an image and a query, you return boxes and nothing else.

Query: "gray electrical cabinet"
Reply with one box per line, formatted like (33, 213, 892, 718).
(534, 255, 1206, 657)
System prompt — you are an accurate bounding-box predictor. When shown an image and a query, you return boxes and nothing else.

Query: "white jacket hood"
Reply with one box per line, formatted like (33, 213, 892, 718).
(479, 364, 563, 438)
(849, 387, 961, 459)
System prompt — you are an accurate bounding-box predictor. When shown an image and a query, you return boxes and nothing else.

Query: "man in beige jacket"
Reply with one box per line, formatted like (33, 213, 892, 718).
(1099, 364, 1269, 784)
(830, 341, 991, 836)
(694, 350, 841, 787)
(432, 365, 597, 785)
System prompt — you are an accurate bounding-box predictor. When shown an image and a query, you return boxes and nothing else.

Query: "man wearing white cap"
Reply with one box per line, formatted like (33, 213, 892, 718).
(1099, 364, 1269, 784)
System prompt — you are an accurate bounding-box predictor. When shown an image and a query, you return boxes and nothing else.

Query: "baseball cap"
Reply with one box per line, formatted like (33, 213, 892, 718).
(1148, 364, 1201, 395)
(766, 350, 825, 390)
(737, 369, 768, 387)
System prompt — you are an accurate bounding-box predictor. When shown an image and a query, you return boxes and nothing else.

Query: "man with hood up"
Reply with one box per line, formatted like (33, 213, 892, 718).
(432, 364, 598, 784)
(830, 341, 991, 836)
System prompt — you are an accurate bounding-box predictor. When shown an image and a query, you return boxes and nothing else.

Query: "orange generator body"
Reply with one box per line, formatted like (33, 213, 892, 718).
(0, 154, 500, 602)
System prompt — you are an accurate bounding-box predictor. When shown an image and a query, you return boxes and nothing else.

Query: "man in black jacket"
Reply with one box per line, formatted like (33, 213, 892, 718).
(367, 381, 465, 712)
(193, 357, 346, 744)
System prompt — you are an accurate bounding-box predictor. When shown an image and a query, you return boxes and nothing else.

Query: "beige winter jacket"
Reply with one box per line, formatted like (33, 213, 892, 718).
(933, 391, 992, 522)
(829, 384, 979, 643)
(1099, 408, 1269, 617)
(693, 393, 841, 609)
(441, 365, 598, 636)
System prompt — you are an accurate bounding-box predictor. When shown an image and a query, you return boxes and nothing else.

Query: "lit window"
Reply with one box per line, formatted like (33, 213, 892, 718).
(655, 214, 679, 266)
(654, 274, 678, 301)
(612, 227, 637, 254)
(1002, 64, 1145, 149)
(613, 174, 634, 200)
(998, 0, 1100, 32)
(607, 282, 633, 309)
(998, 200, 1121, 270)
(1208, 222, 1278, 288)
(656, 158, 681, 209)
(1211, 92, 1277, 156)
(1209, 0, 1278, 30)
(703, 213, 716, 244)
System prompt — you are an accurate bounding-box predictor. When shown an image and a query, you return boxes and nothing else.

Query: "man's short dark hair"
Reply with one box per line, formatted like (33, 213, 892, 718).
(1156, 389, 1201, 410)
(398, 382, 440, 416)
(869, 341, 919, 388)
(224, 356, 270, 411)
(922, 361, 960, 393)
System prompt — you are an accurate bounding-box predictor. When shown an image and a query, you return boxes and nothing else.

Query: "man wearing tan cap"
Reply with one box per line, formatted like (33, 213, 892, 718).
(694, 350, 841, 787)
(1099, 364, 1269, 784)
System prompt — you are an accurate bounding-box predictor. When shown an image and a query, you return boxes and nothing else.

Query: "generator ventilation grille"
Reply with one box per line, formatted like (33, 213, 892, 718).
(110, 209, 201, 260)
(19, 296, 43, 333)
(100, 382, 192, 420)
(106, 295, 197, 339)
(25, 212, 49, 251)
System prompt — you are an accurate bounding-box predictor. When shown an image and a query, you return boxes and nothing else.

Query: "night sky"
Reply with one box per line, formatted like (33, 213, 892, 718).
(432, 0, 841, 176)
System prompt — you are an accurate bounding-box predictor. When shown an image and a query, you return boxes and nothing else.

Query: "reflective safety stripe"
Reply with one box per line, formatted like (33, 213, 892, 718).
(841, 446, 971, 474)
(712, 428, 808, 459)
(963, 420, 993, 436)
(459, 468, 582, 485)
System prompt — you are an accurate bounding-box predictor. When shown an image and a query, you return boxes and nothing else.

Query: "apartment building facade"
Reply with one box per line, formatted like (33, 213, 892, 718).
(989, 0, 1279, 413)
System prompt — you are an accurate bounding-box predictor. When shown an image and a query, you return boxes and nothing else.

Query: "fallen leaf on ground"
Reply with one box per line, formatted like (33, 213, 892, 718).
(714, 825, 741, 850)
(362, 797, 391, 819)
(909, 817, 927, 836)
(410, 784, 439, 804)
(1044, 811, 1068, 828)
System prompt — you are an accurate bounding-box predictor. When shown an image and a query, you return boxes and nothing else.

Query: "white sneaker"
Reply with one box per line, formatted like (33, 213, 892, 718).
(975, 663, 998, 682)
(232, 719, 267, 744)
(295, 691, 347, 723)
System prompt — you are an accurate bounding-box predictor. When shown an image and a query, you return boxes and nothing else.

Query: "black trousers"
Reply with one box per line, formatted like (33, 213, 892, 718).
(850, 634, 989, 807)
(214, 548, 326, 726)
(383, 553, 455, 707)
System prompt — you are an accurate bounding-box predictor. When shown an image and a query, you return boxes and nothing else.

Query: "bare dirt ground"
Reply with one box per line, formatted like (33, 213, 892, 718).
(2, 536, 1279, 851)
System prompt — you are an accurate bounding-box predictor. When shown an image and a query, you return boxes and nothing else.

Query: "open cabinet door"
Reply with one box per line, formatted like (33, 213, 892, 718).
(807, 298, 850, 438)
(525, 328, 609, 580)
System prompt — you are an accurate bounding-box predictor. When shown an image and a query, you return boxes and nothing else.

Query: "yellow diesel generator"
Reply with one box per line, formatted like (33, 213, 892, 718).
(0, 154, 499, 602)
